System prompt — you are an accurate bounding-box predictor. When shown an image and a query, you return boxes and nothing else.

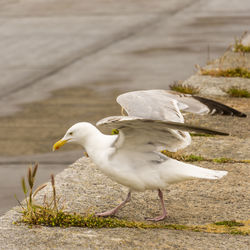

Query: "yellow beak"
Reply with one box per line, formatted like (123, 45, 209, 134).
(52, 139, 68, 151)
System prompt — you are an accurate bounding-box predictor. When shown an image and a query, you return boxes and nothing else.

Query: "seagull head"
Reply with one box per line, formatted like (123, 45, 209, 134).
(52, 122, 96, 151)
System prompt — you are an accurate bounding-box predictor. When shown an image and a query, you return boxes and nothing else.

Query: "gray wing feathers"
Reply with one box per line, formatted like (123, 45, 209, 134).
(97, 116, 229, 136)
(97, 90, 230, 154)
(117, 90, 246, 119)
(97, 116, 190, 152)
(117, 90, 185, 123)
(97, 116, 228, 152)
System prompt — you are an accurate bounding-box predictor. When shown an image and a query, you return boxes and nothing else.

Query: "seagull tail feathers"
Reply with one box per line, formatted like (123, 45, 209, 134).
(188, 166, 228, 180)
(161, 159, 227, 184)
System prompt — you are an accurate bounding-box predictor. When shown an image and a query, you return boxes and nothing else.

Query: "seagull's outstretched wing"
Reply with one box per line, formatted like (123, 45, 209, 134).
(117, 90, 247, 120)
(97, 116, 228, 152)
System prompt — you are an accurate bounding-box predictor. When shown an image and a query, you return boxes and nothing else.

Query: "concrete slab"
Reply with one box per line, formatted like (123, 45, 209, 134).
(0, 154, 249, 249)
(0, 90, 249, 249)
(0, 1, 250, 247)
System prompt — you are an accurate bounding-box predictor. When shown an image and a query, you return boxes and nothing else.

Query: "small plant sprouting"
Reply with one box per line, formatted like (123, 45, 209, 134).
(234, 32, 250, 53)
(51, 174, 58, 212)
(234, 43, 250, 53)
(17, 163, 64, 225)
(223, 86, 250, 98)
(169, 82, 200, 95)
(20, 163, 47, 216)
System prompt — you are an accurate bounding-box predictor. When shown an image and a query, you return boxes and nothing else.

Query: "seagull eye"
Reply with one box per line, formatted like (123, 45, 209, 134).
(69, 132, 73, 136)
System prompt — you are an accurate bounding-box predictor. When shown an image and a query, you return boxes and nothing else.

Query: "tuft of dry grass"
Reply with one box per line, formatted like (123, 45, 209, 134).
(234, 43, 250, 53)
(234, 32, 250, 53)
(200, 67, 250, 79)
(169, 82, 200, 94)
(162, 150, 250, 163)
(16, 163, 63, 226)
(223, 86, 250, 98)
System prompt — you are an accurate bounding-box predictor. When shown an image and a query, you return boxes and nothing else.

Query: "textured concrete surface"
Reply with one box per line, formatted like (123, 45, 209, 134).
(1, 0, 250, 215)
(1, 0, 250, 117)
(242, 33, 250, 46)
(0, 149, 249, 249)
(0, 0, 250, 249)
(1, 209, 249, 249)
(0, 78, 250, 249)
(183, 51, 250, 95)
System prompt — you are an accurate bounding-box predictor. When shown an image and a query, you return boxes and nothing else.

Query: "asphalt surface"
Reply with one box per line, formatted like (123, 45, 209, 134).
(1, 0, 250, 215)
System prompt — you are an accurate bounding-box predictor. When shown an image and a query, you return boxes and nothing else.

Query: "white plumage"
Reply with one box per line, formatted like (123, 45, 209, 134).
(53, 90, 232, 221)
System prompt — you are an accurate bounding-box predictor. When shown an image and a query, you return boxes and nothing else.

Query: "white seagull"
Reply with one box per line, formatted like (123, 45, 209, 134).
(53, 90, 235, 221)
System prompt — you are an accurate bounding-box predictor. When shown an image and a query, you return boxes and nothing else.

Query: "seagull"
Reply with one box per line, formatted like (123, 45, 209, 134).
(52, 89, 236, 221)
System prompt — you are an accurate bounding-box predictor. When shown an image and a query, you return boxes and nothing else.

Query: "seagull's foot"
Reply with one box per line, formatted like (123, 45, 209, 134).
(146, 214, 167, 222)
(96, 208, 117, 217)
(96, 191, 131, 218)
(146, 189, 167, 222)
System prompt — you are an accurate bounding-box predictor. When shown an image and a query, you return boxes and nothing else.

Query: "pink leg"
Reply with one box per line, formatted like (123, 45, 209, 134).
(96, 191, 131, 217)
(147, 189, 167, 222)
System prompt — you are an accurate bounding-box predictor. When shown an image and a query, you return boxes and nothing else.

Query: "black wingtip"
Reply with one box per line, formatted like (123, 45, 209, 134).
(213, 131, 230, 136)
(240, 113, 247, 118)
(198, 128, 230, 136)
(164, 120, 230, 136)
(193, 96, 247, 118)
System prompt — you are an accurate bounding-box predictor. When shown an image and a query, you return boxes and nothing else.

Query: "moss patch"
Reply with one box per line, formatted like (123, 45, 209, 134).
(16, 211, 249, 235)
(214, 220, 244, 227)
(203, 220, 249, 235)
(18, 211, 189, 229)
(201, 67, 250, 78)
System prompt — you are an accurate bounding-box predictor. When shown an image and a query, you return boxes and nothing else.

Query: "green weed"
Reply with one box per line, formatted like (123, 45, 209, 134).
(214, 220, 244, 227)
(16, 163, 62, 226)
(223, 86, 250, 98)
(169, 82, 200, 94)
(162, 151, 249, 163)
(234, 32, 250, 53)
(234, 43, 250, 53)
(201, 67, 250, 78)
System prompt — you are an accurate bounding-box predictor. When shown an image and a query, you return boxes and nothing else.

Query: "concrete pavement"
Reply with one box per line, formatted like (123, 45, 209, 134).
(0, 1, 250, 247)
(1, 0, 250, 215)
